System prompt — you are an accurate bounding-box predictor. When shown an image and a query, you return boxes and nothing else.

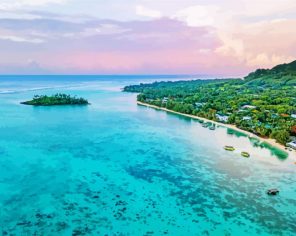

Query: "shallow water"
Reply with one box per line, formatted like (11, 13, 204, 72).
(0, 76, 295, 236)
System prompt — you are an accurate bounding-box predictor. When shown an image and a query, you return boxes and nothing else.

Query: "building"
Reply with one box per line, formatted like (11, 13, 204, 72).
(162, 97, 168, 103)
(280, 114, 289, 118)
(241, 105, 257, 110)
(195, 102, 205, 108)
(291, 114, 296, 119)
(216, 114, 229, 123)
(287, 141, 296, 150)
(242, 116, 252, 121)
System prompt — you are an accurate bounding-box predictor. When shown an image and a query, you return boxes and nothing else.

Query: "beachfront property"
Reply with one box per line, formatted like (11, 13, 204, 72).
(241, 105, 257, 109)
(287, 140, 296, 150)
(242, 116, 252, 121)
(280, 113, 290, 118)
(195, 102, 205, 108)
(216, 114, 229, 122)
(162, 97, 169, 103)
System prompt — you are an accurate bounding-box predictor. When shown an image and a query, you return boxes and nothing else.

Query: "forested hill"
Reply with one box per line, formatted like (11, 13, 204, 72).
(244, 60, 296, 87)
(123, 60, 296, 145)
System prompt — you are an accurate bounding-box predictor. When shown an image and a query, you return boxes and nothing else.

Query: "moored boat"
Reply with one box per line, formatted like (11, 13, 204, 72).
(241, 152, 250, 158)
(224, 146, 235, 151)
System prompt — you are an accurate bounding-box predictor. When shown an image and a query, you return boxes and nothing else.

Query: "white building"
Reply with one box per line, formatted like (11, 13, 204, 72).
(291, 114, 296, 119)
(162, 97, 168, 103)
(287, 141, 296, 150)
(242, 116, 252, 121)
(242, 105, 257, 109)
(195, 102, 205, 108)
(216, 114, 229, 122)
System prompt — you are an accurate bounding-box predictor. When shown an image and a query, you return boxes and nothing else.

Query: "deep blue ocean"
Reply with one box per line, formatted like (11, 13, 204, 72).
(0, 75, 295, 235)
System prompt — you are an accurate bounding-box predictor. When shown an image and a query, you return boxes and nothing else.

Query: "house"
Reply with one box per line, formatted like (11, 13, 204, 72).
(291, 125, 296, 134)
(195, 102, 205, 108)
(162, 97, 169, 103)
(280, 114, 289, 118)
(287, 141, 296, 150)
(242, 105, 257, 110)
(242, 116, 252, 121)
(216, 114, 229, 123)
(291, 114, 296, 119)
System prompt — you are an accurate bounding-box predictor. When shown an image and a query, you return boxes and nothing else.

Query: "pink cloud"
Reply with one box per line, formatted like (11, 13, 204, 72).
(0, 14, 295, 76)
(35, 18, 223, 74)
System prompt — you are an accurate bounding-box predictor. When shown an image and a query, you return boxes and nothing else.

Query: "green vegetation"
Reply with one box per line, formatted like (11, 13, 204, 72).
(124, 60, 296, 145)
(21, 94, 89, 106)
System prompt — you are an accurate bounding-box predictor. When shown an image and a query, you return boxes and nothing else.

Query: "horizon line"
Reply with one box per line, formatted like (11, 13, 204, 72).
(0, 74, 244, 78)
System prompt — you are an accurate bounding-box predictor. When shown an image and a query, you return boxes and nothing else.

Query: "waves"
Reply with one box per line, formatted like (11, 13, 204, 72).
(0, 83, 89, 94)
(0, 86, 65, 94)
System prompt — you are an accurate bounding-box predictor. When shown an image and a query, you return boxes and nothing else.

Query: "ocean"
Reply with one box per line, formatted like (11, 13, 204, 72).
(0, 75, 295, 235)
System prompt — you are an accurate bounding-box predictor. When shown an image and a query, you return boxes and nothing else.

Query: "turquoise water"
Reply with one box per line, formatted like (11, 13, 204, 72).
(0, 76, 295, 236)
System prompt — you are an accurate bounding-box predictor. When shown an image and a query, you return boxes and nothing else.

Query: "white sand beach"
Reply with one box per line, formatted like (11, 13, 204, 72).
(137, 101, 296, 158)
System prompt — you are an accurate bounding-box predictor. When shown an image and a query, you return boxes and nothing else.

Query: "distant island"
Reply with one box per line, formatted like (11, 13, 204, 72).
(21, 94, 89, 106)
(124, 60, 296, 146)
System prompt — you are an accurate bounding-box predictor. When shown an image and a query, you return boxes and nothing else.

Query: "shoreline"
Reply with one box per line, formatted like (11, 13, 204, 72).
(137, 101, 295, 156)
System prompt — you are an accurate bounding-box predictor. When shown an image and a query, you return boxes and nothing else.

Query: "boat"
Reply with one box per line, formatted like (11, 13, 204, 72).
(209, 126, 215, 130)
(267, 189, 279, 196)
(224, 146, 235, 151)
(241, 152, 250, 158)
(202, 123, 208, 128)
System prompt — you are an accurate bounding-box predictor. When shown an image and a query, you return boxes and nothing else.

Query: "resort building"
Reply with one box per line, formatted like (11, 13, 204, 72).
(162, 97, 169, 103)
(242, 116, 252, 121)
(287, 140, 296, 150)
(280, 114, 289, 118)
(195, 102, 205, 108)
(241, 105, 257, 110)
(216, 114, 229, 122)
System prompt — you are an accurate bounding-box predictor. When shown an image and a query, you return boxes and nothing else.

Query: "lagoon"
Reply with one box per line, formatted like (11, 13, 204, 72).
(0, 75, 295, 235)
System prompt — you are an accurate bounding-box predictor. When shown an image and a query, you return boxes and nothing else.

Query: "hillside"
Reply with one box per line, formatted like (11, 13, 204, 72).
(244, 60, 296, 87)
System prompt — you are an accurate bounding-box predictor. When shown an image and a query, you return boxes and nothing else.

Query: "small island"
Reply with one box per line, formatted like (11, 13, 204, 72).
(21, 93, 89, 106)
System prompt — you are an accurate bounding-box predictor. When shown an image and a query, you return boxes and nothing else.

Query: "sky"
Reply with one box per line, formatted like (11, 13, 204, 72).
(0, 0, 295, 76)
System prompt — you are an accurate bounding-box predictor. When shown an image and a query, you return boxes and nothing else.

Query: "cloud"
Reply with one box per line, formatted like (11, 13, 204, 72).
(0, 35, 44, 43)
(0, 11, 43, 20)
(136, 5, 162, 18)
(0, 59, 50, 74)
(215, 18, 296, 71)
(174, 5, 217, 27)
(0, 1, 296, 75)
(0, 16, 222, 74)
(0, 0, 66, 10)
(78, 24, 132, 37)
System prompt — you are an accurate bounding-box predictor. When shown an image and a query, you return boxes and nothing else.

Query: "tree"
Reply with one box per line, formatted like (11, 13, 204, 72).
(271, 130, 290, 145)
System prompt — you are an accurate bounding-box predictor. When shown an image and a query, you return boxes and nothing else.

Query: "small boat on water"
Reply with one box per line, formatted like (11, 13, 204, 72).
(202, 123, 208, 128)
(267, 189, 279, 196)
(209, 126, 215, 130)
(241, 152, 250, 158)
(224, 146, 235, 151)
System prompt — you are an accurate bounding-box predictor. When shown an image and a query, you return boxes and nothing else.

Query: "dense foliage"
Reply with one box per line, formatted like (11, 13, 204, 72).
(124, 61, 296, 145)
(21, 94, 89, 106)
